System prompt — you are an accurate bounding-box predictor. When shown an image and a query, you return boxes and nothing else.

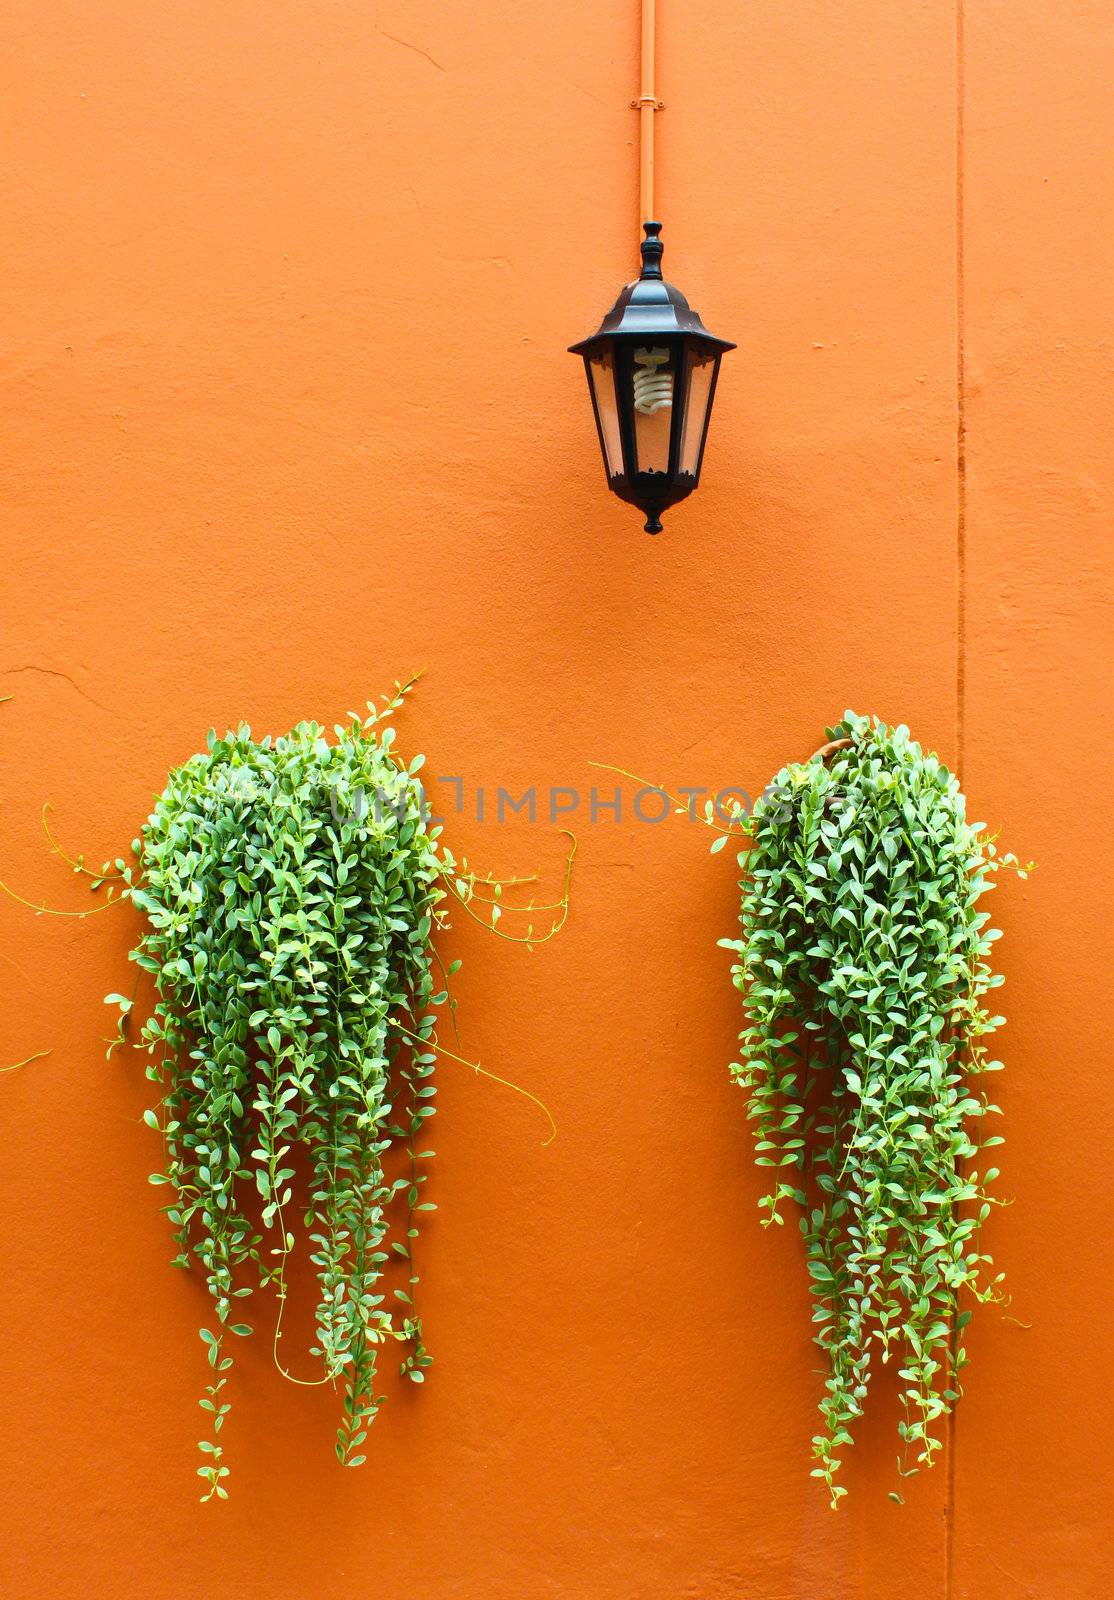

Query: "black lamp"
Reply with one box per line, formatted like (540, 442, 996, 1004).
(570, 221, 734, 534)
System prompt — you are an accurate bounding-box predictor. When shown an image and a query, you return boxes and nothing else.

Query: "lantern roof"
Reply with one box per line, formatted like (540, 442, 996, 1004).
(569, 222, 736, 356)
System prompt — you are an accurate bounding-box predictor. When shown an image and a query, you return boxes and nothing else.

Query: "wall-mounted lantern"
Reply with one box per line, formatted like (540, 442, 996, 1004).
(569, 222, 734, 534)
(569, 0, 733, 534)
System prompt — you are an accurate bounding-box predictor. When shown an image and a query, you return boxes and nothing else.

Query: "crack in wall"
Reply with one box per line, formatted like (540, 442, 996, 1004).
(2, 664, 111, 715)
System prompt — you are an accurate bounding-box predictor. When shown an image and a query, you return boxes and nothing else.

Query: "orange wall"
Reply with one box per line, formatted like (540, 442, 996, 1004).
(1, 3, 1110, 1596)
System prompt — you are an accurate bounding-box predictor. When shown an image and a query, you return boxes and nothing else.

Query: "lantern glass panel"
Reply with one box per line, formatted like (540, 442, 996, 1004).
(631, 343, 676, 476)
(587, 351, 623, 479)
(680, 347, 718, 479)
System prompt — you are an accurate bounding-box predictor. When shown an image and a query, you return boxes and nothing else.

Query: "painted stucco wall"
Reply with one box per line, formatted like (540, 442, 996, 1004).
(1, 3, 1111, 1595)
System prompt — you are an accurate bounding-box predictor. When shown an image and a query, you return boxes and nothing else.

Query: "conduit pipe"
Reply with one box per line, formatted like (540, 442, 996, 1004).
(633, 0, 663, 226)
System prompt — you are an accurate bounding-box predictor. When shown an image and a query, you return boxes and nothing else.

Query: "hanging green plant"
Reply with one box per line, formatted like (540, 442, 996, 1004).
(102, 680, 571, 1500)
(722, 712, 1023, 1506)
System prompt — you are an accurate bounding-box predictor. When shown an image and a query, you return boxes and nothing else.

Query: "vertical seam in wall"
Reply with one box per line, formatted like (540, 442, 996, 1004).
(947, 2, 966, 1599)
(955, 0, 968, 784)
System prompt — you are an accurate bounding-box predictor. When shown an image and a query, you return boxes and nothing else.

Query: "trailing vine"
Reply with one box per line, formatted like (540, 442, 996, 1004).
(99, 680, 570, 1500)
(722, 712, 1022, 1505)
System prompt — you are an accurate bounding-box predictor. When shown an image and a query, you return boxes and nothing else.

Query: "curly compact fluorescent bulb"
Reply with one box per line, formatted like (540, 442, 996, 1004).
(633, 346, 673, 415)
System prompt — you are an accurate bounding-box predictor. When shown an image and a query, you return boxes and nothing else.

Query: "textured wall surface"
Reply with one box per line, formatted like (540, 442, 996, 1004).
(0, 3, 1110, 1596)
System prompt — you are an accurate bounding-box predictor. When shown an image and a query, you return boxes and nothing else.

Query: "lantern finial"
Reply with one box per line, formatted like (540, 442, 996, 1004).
(639, 220, 664, 280)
